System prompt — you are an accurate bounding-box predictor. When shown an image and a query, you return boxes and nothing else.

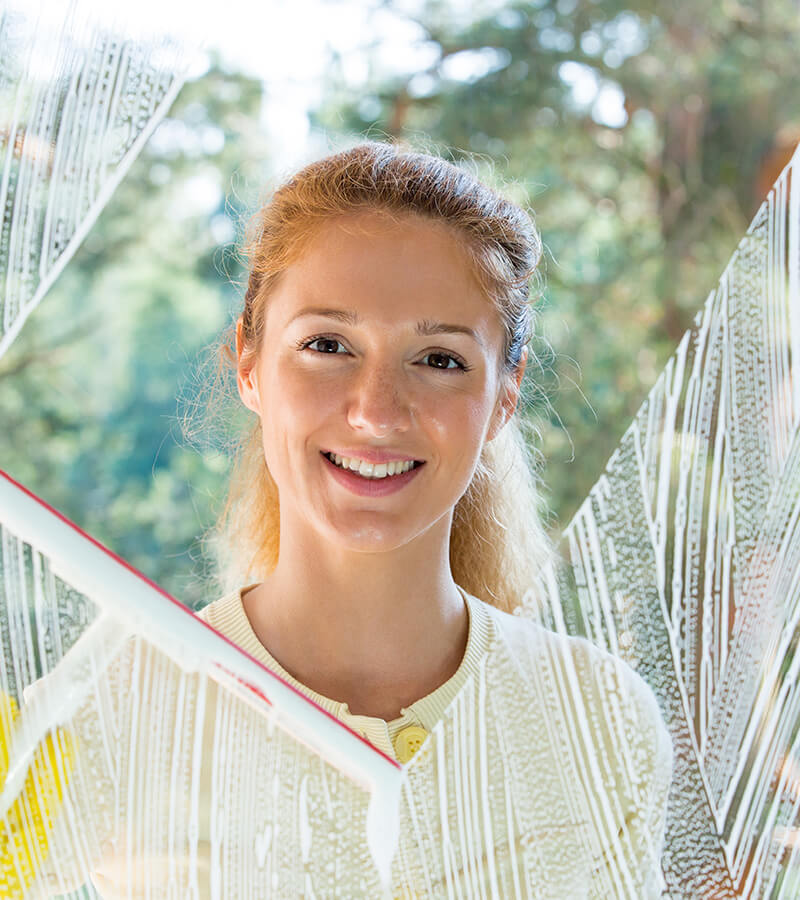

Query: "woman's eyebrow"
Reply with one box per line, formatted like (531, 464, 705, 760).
(288, 307, 483, 345)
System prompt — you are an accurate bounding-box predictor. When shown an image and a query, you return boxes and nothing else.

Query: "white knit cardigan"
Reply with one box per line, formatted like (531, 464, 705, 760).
(26, 584, 673, 898)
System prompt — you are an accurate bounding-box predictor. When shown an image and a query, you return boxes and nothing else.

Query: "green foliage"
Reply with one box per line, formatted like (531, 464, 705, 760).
(0, 56, 271, 607)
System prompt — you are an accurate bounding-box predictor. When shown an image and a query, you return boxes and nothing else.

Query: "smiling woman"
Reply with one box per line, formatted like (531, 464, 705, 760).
(210, 143, 554, 619)
(226, 205, 531, 715)
(181, 140, 673, 895)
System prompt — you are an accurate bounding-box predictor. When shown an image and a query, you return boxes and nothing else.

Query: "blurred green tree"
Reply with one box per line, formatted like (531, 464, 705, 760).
(0, 57, 269, 607)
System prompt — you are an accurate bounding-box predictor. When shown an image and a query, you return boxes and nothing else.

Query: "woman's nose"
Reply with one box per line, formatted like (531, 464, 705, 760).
(346, 363, 414, 436)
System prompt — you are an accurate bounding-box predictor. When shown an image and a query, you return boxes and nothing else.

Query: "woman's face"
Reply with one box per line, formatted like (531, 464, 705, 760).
(237, 209, 526, 554)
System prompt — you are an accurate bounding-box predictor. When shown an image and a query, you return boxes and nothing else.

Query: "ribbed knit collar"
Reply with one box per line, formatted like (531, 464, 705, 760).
(198, 583, 496, 759)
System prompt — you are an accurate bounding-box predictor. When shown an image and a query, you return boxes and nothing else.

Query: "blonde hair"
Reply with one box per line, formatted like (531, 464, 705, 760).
(193, 139, 555, 615)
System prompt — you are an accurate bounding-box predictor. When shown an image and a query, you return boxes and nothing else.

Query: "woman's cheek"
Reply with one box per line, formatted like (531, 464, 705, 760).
(278, 364, 339, 407)
(426, 395, 487, 435)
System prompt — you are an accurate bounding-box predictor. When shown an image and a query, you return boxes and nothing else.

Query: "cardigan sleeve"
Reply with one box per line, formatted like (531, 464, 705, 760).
(564, 637, 674, 899)
(587, 714, 673, 898)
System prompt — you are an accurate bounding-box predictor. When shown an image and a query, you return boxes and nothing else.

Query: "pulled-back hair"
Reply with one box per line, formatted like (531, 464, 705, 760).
(196, 139, 554, 615)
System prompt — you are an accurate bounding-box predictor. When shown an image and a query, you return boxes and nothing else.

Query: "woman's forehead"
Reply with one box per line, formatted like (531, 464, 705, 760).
(299, 208, 465, 254)
(255, 209, 507, 360)
(279, 210, 481, 298)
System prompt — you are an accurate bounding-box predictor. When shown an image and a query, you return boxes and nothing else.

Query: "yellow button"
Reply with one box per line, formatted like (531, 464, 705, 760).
(393, 725, 429, 763)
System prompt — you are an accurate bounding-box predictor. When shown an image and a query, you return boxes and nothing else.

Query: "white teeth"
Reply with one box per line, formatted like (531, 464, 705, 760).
(328, 453, 417, 479)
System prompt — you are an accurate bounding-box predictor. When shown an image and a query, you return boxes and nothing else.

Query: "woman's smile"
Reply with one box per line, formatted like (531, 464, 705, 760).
(320, 450, 426, 497)
(322, 451, 422, 478)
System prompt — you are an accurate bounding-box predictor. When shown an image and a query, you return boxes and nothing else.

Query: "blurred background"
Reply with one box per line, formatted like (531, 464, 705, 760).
(1, 0, 799, 607)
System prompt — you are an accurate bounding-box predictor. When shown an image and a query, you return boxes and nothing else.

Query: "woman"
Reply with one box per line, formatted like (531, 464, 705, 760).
(191, 139, 673, 896)
(200, 141, 548, 728)
(14, 140, 673, 898)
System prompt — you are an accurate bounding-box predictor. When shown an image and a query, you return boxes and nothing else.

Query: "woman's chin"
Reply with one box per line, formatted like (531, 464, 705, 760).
(327, 528, 411, 554)
(317, 514, 430, 554)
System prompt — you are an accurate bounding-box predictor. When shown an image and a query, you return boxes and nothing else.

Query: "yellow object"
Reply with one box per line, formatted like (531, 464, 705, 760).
(0, 690, 77, 898)
(392, 725, 429, 763)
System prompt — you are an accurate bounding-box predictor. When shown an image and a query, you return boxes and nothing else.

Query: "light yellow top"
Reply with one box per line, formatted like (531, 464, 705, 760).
(196, 582, 492, 762)
(25, 584, 674, 898)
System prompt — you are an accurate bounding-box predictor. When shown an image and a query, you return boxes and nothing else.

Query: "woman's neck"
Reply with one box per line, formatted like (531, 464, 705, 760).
(240, 524, 469, 718)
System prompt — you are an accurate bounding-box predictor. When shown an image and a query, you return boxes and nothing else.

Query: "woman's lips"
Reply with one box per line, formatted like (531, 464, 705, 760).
(320, 451, 425, 497)
(321, 447, 423, 464)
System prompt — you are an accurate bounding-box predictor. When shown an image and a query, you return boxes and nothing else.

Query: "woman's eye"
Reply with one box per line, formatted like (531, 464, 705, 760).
(297, 336, 467, 372)
(422, 352, 466, 371)
(303, 337, 347, 354)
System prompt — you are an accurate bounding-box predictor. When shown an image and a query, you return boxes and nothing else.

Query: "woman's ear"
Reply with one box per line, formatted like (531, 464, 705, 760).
(487, 346, 528, 442)
(236, 317, 261, 416)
